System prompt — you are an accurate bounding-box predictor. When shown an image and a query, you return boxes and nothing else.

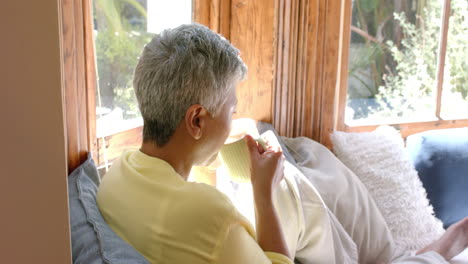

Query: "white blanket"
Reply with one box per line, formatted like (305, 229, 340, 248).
(218, 161, 359, 264)
(217, 136, 468, 263)
(282, 136, 467, 264)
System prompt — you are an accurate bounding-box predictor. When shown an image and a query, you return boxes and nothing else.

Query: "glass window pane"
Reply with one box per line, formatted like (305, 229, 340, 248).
(93, 0, 192, 137)
(441, 0, 468, 119)
(346, 0, 443, 125)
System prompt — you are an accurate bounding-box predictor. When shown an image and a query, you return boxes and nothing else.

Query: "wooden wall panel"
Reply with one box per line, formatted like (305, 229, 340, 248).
(273, 0, 349, 148)
(197, 0, 350, 146)
(194, 0, 231, 38)
(308, 0, 325, 140)
(230, 0, 278, 123)
(319, 0, 345, 148)
(194, 0, 211, 26)
(274, 0, 321, 139)
(273, 0, 334, 143)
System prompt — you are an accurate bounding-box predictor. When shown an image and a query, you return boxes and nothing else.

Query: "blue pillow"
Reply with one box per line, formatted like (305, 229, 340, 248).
(407, 128, 468, 228)
(68, 155, 149, 264)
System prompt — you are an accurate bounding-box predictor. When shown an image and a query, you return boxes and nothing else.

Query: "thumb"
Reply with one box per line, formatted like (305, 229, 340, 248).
(245, 135, 259, 157)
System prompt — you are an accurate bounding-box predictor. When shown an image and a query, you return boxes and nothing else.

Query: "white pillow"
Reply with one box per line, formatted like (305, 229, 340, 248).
(331, 126, 444, 253)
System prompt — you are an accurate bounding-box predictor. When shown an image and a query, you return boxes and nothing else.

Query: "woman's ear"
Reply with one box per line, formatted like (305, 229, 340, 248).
(185, 104, 209, 140)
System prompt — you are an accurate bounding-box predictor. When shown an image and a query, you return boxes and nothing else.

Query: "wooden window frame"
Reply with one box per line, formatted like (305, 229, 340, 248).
(60, 0, 96, 173)
(335, 0, 468, 139)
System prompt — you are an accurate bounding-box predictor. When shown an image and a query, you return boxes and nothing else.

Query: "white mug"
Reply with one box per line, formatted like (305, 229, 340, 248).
(219, 136, 267, 183)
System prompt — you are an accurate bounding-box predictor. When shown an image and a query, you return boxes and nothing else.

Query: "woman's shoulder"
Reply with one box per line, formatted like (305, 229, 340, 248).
(165, 183, 242, 239)
(180, 182, 237, 217)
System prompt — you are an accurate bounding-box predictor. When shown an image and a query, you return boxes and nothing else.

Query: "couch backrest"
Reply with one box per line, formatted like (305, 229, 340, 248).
(407, 128, 468, 228)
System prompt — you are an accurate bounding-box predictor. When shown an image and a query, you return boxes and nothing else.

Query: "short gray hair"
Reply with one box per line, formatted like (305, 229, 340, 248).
(134, 23, 247, 147)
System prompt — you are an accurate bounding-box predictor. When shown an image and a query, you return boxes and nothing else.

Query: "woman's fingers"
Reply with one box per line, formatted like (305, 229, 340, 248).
(245, 135, 260, 156)
(246, 135, 271, 154)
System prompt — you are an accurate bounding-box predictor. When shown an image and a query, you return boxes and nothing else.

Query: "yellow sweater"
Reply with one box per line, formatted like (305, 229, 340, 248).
(97, 149, 293, 264)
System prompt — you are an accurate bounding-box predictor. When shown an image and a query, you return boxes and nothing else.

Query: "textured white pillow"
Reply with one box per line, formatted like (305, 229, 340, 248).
(331, 126, 444, 253)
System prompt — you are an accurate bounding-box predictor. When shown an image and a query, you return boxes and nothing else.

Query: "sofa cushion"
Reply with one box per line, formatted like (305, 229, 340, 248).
(68, 155, 149, 264)
(406, 127, 468, 228)
(331, 126, 444, 253)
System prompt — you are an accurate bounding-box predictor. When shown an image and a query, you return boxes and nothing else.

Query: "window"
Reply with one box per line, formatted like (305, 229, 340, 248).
(92, 0, 193, 168)
(441, 0, 468, 119)
(344, 0, 467, 127)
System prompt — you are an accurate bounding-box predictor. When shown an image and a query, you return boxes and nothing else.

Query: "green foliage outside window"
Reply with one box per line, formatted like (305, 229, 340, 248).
(348, 0, 468, 120)
(95, 30, 151, 119)
(94, 0, 152, 119)
(445, 0, 468, 99)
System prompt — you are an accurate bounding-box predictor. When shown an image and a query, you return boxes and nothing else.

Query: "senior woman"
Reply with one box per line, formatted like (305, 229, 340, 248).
(97, 23, 293, 264)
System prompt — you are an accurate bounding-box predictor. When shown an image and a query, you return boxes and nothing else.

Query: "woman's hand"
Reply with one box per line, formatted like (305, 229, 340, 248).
(245, 135, 285, 198)
(244, 134, 291, 259)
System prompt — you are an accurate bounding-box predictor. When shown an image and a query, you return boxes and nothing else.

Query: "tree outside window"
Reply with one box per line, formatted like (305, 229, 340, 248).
(346, 0, 467, 124)
(92, 0, 192, 167)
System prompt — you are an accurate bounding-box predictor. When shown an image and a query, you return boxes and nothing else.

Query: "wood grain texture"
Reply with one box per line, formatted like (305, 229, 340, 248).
(273, 0, 344, 148)
(61, 0, 90, 173)
(210, 0, 221, 31)
(230, 0, 277, 123)
(60, 0, 99, 172)
(61, 0, 79, 172)
(274, 0, 312, 138)
(435, 0, 451, 118)
(318, 0, 344, 149)
(335, 0, 352, 133)
(195, 0, 231, 37)
(83, 0, 98, 162)
(302, 0, 320, 138)
(274, 0, 291, 135)
(310, 0, 326, 141)
(344, 119, 468, 139)
(74, 0, 88, 158)
(219, 0, 232, 38)
(194, 0, 211, 26)
(96, 126, 143, 165)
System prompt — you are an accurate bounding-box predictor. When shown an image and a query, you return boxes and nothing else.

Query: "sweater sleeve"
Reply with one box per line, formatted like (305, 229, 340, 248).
(216, 223, 294, 264)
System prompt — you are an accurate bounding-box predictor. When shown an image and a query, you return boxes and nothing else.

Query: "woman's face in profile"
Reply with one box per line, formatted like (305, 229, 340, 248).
(197, 85, 238, 166)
